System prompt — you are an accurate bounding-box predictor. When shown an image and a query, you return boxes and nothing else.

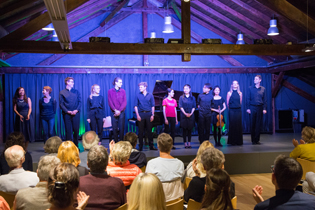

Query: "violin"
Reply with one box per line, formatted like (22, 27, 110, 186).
(216, 106, 225, 128)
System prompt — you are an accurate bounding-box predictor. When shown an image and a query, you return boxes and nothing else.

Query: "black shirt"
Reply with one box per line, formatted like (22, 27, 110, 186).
(134, 92, 155, 112)
(39, 97, 57, 120)
(246, 85, 267, 110)
(87, 95, 106, 119)
(197, 93, 213, 115)
(229, 90, 241, 109)
(179, 95, 196, 114)
(211, 97, 225, 115)
(59, 88, 81, 113)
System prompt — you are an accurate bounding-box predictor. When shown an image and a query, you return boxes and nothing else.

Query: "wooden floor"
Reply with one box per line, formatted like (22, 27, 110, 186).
(230, 173, 275, 210)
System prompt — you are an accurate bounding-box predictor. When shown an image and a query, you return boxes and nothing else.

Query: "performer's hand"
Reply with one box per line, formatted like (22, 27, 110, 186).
(67, 111, 72, 115)
(176, 119, 178, 125)
(87, 119, 90, 123)
(115, 110, 121, 116)
(137, 115, 141, 121)
(263, 110, 267, 114)
(150, 115, 154, 122)
(103, 118, 106, 122)
(247, 109, 251, 114)
(77, 191, 90, 210)
(26, 115, 30, 120)
(19, 115, 24, 122)
(300, 139, 306, 144)
(165, 119, 169, 125)
(252, 185, 264, 204)
(73, 110, 78, 115)
(292, 139, 299, 147)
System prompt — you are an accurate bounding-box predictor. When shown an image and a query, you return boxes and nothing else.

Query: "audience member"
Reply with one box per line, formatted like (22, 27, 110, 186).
(0, 145, 39, 194)
(201, 168, 233, 210)
(0, 196, 9, 210)
(146, 133, 184, 202)
(0, 132, 33, 175)
(79, 131, 100, 169)
(57, 141, 89, 176)
(107, 141, 142, 188)
(79, 145, 126, 210)
(290, 126, 315, 161)
(15, 155, 61, 210)
(47, 163, 89, 210)
(252, 155, 315, 209)
(123, 132, 147, 168)
(184, 147, 235, 203)
(43, 136, 62, 155)
(128, 173, 166, 210)
(302, 171, 315, 194)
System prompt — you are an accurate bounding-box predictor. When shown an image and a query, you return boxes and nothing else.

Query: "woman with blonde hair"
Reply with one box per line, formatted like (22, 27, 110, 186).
(128, 173, 166, 210)
(57, 141, 89, 176)
(290, 126, 315, 161)
(87, 84, 106, 142)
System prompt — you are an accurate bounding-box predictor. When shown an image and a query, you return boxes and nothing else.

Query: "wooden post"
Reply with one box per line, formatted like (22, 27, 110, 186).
(181, 0, 191, 61)
(0, 74, 3, 144)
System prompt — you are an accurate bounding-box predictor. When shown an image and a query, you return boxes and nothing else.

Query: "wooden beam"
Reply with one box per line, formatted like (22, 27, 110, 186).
(181, 0, 191, 61)
(1, 41, 314, 55)
(296, 74, 315, 88)
(282, 78, 315, 104)
(264, 0, 315, 36)
(272, 71, 285, 97)
(268, 59, 315, 73)
(0, 0, 43, 21)
(0, 0, 89, 41)
(100, 0, 129, 27)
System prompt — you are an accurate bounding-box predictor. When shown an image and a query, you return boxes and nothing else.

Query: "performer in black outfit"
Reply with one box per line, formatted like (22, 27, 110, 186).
(211, 86, 226, 147)
(59, 77, 81, 146)
(246, 75, 267, 145)
(226, 81, 243, 145)
(40, 86, 57, 142)
(179, 84, 196, 149)
(134, 82, 157, 151)
(197, 83, 213, 144)
(87, 84, 106, 142)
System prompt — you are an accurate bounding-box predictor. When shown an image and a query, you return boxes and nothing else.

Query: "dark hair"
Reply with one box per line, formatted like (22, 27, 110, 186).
(164, 88, 174, 99)
(64, 77, 74, 85)
(255, 75, 262, 80)
(212, 85, 221, 96)
(274, 155, 303, 189)
(4, 132, 25, 152)
(204, 83, 212, 90)
(113, 77, 122, 86)
(13, 87, 27, 105)
(201, 168, 233, 210)
(123, 132, 138, 148)
(87, 145, 108, 173)
(47, 163, 79, 208)
(182, 84, 192, 98)
(157, 133, 173, 153)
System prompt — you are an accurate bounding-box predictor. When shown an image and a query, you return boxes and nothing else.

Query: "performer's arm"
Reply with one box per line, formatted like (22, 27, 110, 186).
(26, 98, 32, 120)
(53, 98, 57, 114)
(240, 92, 243, 105)
(107, 90, 116, 111)
(134, 106, 141, 121)
(179, 97, 187, 116)
(150, 106, 155, 122)
(197, 95, 200, 109)
(102, 96, 106, 121)
(118, 90, 127, 112)
(226, 92, 231, 109)
(263, 87, 267, 114)
(74, 90, 81, 114)
(59, 92, 69, 113)
(246, 87, 251, 114)
(162, 99, 168, 125)
(14, 103, 23, 122)
(221, 102, 227, 113)
(87, 98, 91, 123)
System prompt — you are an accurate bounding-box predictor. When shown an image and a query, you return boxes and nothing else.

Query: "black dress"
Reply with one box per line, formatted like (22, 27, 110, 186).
(14, 99, 33, 142)
(211, 97, 225, 145)
(179, 95, 196, 129)
(228, 90, 243, 145)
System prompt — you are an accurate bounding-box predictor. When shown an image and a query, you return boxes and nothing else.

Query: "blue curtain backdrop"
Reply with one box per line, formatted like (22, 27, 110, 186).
(4, 73, 272, 141)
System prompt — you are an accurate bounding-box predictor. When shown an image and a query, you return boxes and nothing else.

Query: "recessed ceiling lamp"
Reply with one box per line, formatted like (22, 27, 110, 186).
(236, 32, 245, 44)
(42, 23, 54, 31)
(267, 18, 279, 36)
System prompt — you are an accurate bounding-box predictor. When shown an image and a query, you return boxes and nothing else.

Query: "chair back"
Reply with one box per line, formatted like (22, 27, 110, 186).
(103, 116, 112, 128)
(187, 199, 201, 210)
(0, 191, 15, 208)
(115, 203, 128, 210)
(297, 158, 315, 180)
(140, 166, 146, 173)
(166, 197, 181, 206)
(184, 177, 192, 190)
(166, 198, 184, 210)
(231, 196, 237, 210)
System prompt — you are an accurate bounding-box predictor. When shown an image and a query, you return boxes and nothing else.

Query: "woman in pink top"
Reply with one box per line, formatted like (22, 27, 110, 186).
(162, 88, 178, 150)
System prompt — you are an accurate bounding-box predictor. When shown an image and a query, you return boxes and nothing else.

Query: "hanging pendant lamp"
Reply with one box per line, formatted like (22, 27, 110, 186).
(267, 19, 279, 36)
(236, 32, 245, 44)
(163, 16, 174, 33)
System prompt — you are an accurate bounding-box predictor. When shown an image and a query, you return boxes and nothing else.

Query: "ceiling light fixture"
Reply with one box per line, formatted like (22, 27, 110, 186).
(42, 23, 54, 31)
(267, 17, 279, 36)
(163, 16, 174, 33)
(236, 32, 245, 44)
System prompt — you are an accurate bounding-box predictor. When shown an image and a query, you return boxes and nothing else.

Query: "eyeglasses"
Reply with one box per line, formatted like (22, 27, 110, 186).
(270, 165, 275, 173)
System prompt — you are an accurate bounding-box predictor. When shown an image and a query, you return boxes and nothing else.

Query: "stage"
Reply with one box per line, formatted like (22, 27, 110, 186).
(1, 133, 299, 175)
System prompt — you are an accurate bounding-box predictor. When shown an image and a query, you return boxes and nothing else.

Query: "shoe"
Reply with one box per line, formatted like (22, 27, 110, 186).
(218, 143, 223, 147)
(150, 146, 158, 150)
(252, 142, 256, 145)
(256, 142, 261, 145)
(139, 147, 143, 151)
(184, 145, 188, 149)
(187, 145, 192, 149)
(172, 146, 176, 150)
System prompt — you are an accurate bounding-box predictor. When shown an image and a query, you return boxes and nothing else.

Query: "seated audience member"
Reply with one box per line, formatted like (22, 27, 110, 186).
(124, 132, 147, 168)
(43, 136, 62, 156)
(0, 145, 39, 194)
(182, 141, 213, 181)
(0, 196, 9, 210)
(302, 171, 315, 194)
(201, 168, 233, 210)
(15, 156, 61, 210)
(79, 145, 126, 210)
(47, 163, 89, 210)
(57, 141, 89, 176)
(0, 132, 33, 175)
(252, 155, 315, 210)
(128, 173, 166, 210)
(146, 133, 184, 202)
(184, 147, 235, 203)
(80, 131, 99, 169)
(290, 126, 315, 161)
(107, 141, 142, 188)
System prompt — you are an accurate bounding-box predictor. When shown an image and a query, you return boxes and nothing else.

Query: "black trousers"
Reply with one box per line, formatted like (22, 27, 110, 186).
(111, 111, 125, 142)
(198, 113, 211, 143)
(89, 109, 103, 141)
(165, 117, 176, 145)
(182, 128, 192, 143)
(63, 113, 80, 146)
(250, 105, 263, 143)
(138, 112, 153, 149)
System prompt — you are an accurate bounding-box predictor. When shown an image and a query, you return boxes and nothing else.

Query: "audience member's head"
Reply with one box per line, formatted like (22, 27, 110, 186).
(111, 141, 132, 165)
(201, 168, 233, 210)
(82, 131, 99, 150)
(272, 155, 303, 190)
(301, 126, 315, 143)
(196, 141, 214, 175)
(4, 145, 25, 168)
(4, 131, 25, 151)
(124, 132, 138, 149)
(128, 173, 166, 210)
(37, 156, 60, 181)
(47, 163, 79, 209)
(44, 136, 62, 154)
(201, 147, 225, 171)
(57, 141, 81, 167)
(87, 145, 108, 173)
(157, 133, 173, 154)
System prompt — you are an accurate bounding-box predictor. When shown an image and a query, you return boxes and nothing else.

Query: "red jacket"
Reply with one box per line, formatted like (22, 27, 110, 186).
(106, 160, 142, 186)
